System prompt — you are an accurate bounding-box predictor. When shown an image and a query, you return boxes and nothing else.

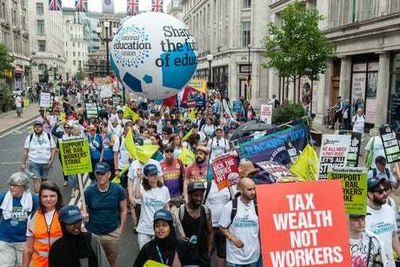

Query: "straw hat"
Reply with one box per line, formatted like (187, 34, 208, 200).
(239, 161, 259, 178)
(196, 145, 209, 155)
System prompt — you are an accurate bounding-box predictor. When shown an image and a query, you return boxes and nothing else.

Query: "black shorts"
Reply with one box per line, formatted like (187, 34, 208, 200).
(213, 227, 226, 258)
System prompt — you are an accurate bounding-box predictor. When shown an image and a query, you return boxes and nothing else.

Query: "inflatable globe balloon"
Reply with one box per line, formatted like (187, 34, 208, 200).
(111, 12, 198, 100)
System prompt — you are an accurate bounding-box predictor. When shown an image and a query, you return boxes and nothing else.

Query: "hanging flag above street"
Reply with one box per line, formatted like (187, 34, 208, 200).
(75, 0, 88, 12)
(127, 0, 139, 16)
(49, 0, 62, 11)
(151, 0, 163, 12)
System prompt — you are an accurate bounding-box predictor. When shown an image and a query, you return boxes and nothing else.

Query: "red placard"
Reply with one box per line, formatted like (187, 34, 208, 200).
(256, 180, 351, 267)
(210, 153, 239, 190)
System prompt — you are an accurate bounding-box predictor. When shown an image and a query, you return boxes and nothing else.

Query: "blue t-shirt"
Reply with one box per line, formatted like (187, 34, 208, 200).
(102, 134, 114, 161)
(0, 192, 39, 242)
(88, 134, 102, 160)
(84, 183, 126, 235)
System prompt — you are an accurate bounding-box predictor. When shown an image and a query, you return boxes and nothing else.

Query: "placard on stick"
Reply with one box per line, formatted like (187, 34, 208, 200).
(39, 92, 52, 108)
(256, 180, 351, 266)
(327, 167, 367, 215)
(59, 138, 92, 175)
(319, 134, 351, 179)
(379, 126, 400, 163)
(210, 152, 239, 190)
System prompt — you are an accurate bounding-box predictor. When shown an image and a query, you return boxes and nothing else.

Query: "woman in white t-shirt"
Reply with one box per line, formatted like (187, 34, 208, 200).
(134, 164, 170, 250)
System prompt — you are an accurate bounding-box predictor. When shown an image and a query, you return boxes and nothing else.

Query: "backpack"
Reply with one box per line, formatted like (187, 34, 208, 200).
(29, 133, 51, 146)
(202, 180, 233, 204)
(353, 114, 366, 122)
(371, 167, 391, 180)
(226, 196, 258, 228)
(178, 204, 210, 224)
(209, 137, 228, 156)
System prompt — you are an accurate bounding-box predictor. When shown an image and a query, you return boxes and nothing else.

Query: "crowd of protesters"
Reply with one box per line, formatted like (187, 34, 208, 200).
(0, 83, 399, 267)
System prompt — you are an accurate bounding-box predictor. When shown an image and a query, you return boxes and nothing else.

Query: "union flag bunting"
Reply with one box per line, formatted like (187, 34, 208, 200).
(127, 0, 139, 16)
(75, 0, 88, 12)
(151, 0, 163, 12)
(49, 0, 62, 11)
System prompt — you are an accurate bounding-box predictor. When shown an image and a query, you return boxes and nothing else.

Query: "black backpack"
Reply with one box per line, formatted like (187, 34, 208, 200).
(227, 195, 258, 228)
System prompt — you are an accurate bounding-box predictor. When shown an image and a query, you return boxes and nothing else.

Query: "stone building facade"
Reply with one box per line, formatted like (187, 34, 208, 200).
(181, 0, 270, 108)
(28, 0, 66, 85)
(0, 0, 31, 89)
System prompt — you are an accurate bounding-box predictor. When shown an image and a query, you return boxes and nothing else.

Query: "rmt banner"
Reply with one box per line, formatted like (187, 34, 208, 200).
(379, 126, 400, 163)
(256, 180, 351, 267)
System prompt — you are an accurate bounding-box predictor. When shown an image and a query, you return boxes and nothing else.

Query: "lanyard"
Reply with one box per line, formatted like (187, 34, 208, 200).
(156, 245, 169, 265)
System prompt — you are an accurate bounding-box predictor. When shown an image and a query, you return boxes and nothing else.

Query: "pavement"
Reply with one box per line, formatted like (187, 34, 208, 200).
(0, 102, 40, 137)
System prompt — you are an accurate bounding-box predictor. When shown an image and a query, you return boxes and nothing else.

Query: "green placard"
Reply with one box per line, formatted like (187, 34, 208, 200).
(59, 138, 92, 175)
(327, 167, 367, 215)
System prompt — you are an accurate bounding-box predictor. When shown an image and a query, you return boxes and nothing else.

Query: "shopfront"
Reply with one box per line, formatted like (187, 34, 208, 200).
(350, 54, 379, 126)
(389, 52, 400, 132)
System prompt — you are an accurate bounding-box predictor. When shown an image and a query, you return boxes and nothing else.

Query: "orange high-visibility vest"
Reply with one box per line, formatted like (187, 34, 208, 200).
(31, 210, 62, 267)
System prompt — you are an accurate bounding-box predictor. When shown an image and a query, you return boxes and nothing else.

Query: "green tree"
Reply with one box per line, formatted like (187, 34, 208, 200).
(75, 68, 85, 81)
(0, 43, 12, 79)
(263, 2, 336, 99)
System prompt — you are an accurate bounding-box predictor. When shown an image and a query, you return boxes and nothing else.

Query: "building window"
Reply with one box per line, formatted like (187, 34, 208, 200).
(11, 2, 16, 25)
(73, 60, 76, 66)
(349, 0, 357, 23)
(241, 22, 251, 48)
(38, 40, 46, 51)
(73, 51, 76, 57)
(37, 20, 45, 35)
(38, 64, 47, 73)
(36, 3, 44, 15)
(243, 0, 251, 8)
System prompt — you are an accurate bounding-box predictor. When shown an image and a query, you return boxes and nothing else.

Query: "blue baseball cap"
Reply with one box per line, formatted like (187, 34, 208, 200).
(59, 205, 83, 224)
(154, 209, 173, 222)
(144, 164, 158, 176)
(367, 177, 387, 191)
(95, 162, 110, 174)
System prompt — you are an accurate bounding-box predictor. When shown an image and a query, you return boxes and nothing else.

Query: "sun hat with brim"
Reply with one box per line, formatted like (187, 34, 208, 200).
(154, 209, 173, 222)
(59, 205, 83, 224)
(239, 161, 259, 178)
(196, 145, 209, 155)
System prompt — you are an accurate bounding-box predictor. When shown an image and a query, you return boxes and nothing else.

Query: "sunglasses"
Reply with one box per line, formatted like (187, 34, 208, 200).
(164, 149, 174, 153)
(374, 187, 390, 194)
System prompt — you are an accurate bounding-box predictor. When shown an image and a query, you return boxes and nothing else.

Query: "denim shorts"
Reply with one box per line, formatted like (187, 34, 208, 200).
(27, 161, 49, 179)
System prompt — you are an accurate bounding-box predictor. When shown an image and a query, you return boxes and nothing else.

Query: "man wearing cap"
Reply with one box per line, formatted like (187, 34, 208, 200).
(368, 156, 400, 189)
(84, 162, 127, 267)
(0, 172, 38, 267)
(21, 119, 56, 193)
(184, 145, 209, 203)
(49, 205, 110, 267)
(207, 127, 231, 161)
(177, 182, 213, 267)
(348, 214, 387, 266)
(365, 176, 400, 267)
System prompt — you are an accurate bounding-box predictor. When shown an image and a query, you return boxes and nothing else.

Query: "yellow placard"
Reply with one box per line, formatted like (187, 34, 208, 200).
(179, 148, 195, 166)
(289, 144, 319, 181)
(124, 106, 139, 122)
(188, 79, 207, 93)
(59, 138, 92, 175)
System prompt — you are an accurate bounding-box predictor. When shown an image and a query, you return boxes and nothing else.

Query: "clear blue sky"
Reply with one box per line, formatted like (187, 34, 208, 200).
(63, 0, 171, 12)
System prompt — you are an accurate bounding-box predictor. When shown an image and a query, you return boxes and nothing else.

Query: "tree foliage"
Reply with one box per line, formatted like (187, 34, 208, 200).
(0, 43, 12, 79)
(272, 103, 306, 125)
(75, 68, 85, 81)
(263, 2, 336, 80)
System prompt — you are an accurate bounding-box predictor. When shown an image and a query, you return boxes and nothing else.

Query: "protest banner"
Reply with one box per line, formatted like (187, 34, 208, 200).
(290, 144, 319, 181)
(318, 134, 351, 179)
(210, 152, 240, 190)
(256, 161, 297, 183)
(232, 100, 242, 113)
(379, 126, 400, 163)
(257, 180, 351, 267)
(260, 104, 273, 124)
(345, 132, 362, 167)
(23, 98, 30, 108)
(59, 138, 92, 175)
(39, 92, 52, 108)
(100, 85, 113, 98)
(327, 167, 367, 215)
(85, 103, 98, 118)
(188, 79, 207, 94)
(239, 123, 308, 165)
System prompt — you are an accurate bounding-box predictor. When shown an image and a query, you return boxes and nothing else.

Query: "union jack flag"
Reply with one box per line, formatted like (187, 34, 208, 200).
(127, 0, 139, 16)
(49, 0, 62, 11)
(151, 0, 163, 12)
(75, 0, 88, 12)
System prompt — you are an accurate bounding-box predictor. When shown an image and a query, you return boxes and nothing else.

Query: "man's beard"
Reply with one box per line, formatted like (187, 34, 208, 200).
(372, 196, 386, 206)
(195, 156, 204, 164)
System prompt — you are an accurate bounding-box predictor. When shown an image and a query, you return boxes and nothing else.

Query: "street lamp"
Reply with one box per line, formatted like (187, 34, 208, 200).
(97, 20, 111, 76)
(206, 54, 213, 89)
(247, 44, 251, 100)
